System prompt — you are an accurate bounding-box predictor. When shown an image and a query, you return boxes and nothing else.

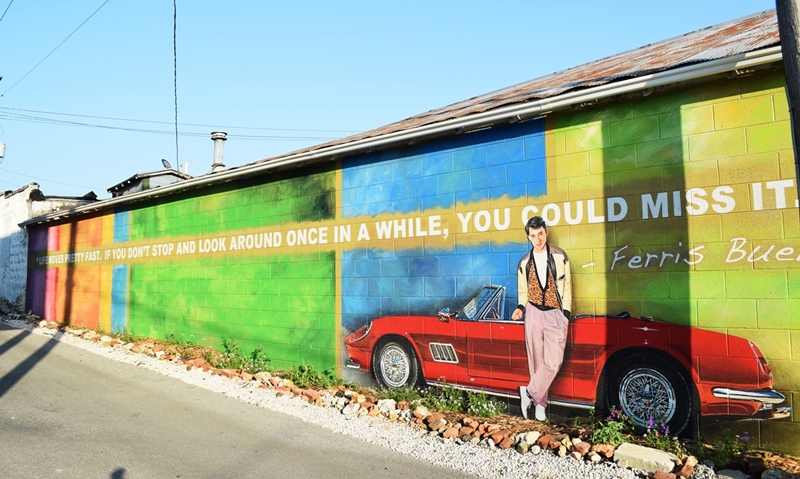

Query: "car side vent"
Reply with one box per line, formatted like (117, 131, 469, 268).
(429, 343, 458, 363)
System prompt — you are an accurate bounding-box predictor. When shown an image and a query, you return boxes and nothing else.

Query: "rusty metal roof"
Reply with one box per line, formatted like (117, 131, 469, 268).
(249, 9, 779, 166)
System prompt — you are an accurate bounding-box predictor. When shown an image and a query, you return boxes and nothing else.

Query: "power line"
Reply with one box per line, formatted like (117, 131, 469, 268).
(0, 167, 98, 190)
(1, 0, 111, 97)
(0, 106, 359, 133)
(0, 110, 339, 141)
(0, 0, 13, 23)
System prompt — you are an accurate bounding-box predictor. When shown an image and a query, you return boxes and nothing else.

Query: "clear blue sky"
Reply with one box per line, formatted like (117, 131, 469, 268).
(0, 0, 777, 198)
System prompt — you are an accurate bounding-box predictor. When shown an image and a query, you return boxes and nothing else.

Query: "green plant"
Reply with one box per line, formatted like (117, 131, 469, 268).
(714, 428, 750, 466)
(374, 386, 422, 403)
(207, 337, 271, 374)
(643, 419, 686, 456)
(465, 390, 504, 418)
(281, 363, 342, 389)
(422, 384, 467, 413)
(116, 329, 145, 344)
(591, 407, 632, 446)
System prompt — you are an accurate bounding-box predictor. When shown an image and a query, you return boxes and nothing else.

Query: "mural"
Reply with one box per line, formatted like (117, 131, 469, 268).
(26, 68, 800, 452)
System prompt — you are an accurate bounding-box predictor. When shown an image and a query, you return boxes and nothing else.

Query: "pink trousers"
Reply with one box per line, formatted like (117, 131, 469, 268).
(524, 304, 568, 406)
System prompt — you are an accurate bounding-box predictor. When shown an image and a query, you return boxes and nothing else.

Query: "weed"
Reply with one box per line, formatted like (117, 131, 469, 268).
(465, 390, 504, 418)
(206, 337, 271, 374)
(591, 407, 632, 446)
(643, 419, 686, 456)
(374, 386, 423, 403)
(713, 428, 750, 466)
(422, 384, 467, 413)
(116, 329, 145, 344)
(281, 363, 342, 389)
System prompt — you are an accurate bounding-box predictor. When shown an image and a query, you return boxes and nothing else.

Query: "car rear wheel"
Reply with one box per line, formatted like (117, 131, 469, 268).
(374, 341, 420, 388)
(605, 355, 692, 436)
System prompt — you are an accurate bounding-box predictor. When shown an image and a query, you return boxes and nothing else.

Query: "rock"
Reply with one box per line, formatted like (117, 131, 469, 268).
(397, 401, 410, 410)
(571, 451, 583, 461)
(716, 469, 751, 479)
(536, 434, 555, 449)
(653, 472, 676, 479)
(498, 437, 514, 450)
(283, 379, 295, 389)
(254, 371, 272, 383)
(122, 343, 134, 351)
(368, 407, 380, 417)
(558, 445, 567, 457)
(303, 389, 321, 401)
(677, 456, 698, 478)
(614, 443, 676, 474)
(240, 372, 254, 382)
(517, 442, 530, 454)
(377, 399, 396, 413)
(588, 452, 602, 463)
(458, 426, 475, 437)
(744, 457, 765, 476)
(592, 444, 616, 459)
(269, 377, 281, 386)
(413, 406, 430, 419)
(428, 418, 447, 432)
(100, 335, 113, 345)
(83, 331, 97, 341)
(572, 441, 591, 456)
(531, 445, 541, 455)
(443, 427, 459, 440)
(522, 431, 541, 446)
(490, 430, 511, 445)
(691, 464, 716, 479)
(425, 412, 445, 425)
(762, 468, 798, 479)
(388, 411, 399, 421)
(154, 350, 165, 359)
(365, 394, 377, 404)
(341, 402, 360, 415)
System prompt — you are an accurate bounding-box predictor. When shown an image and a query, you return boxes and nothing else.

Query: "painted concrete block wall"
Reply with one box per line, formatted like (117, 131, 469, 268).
(26, 67, 800, 452)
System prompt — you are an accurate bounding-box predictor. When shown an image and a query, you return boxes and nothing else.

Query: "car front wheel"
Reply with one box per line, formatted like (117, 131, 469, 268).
(606, 355, 692, 436)
(374, 341, 420, 388)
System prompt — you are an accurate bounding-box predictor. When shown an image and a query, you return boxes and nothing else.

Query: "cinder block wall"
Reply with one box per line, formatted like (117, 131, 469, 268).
(26, 67, 799, 452)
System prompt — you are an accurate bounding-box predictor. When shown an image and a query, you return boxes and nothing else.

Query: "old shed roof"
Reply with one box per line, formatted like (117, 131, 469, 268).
(248, 9, 779, 166)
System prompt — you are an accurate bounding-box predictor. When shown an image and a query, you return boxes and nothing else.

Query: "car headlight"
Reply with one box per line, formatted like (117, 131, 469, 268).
(348, 322, 372, 343)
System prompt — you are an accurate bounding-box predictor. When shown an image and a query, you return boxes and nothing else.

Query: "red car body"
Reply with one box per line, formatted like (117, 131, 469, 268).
(345, 285, 787, 434)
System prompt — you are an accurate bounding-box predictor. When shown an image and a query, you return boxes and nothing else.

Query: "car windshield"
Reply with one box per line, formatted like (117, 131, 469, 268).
(456, 286, 501, 320)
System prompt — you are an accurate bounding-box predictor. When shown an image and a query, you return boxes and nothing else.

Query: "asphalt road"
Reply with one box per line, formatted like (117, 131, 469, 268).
(0, 323, 479, 479)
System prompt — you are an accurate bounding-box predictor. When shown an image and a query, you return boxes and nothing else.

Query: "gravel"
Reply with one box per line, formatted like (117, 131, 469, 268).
(3, 317, 646, 479)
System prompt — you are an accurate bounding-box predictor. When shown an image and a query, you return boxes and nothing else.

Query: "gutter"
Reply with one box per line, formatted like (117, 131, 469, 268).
(21, 45, 783, 228)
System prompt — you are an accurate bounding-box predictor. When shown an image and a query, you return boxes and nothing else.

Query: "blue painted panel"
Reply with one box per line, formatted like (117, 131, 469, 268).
(113, 210, 130, 243)
(368, 278, 395, 297)
(422, 152, 453, 176)
(453, 147, 486, 170)
(438, 171, 472, 194)
(381, 297, 409, 315)
(394, 276, 424, 296)
(409, 256, 439, 277)
(507, 158, 547, 185)
(111, 265, 128, 333)
(393, 157, 423, 180)
(487, 140, 524, 166)
(424, 276, 456, 297)
(471, 164, 507, 189)
(524, 135, 546, 159)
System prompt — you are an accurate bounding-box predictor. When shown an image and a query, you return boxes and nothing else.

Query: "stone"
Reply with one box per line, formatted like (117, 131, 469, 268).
(425, 412, 445, 424)
(122, 343, 134, 351)
(254, 371, 271, 383)
(269, 377, 281, 386)
(303, 389, 321, 401)
(677, 456, 698, 478)
(377, 399, 396, 413)
(571, 452, 583, 461)
(589, 452, 602, 463)
(397, 401, 410, 410)
(572, 441, 591, 456)
(614, 443, 676, 474)
(365, 394, 377, 404)
(716, 469, 751, 479)
(361, 402, 375, 410)
(498, 437, 514, 450)
(428, 418, 447, 432)
(131, 343, 145, 354)
(744, 457, 765, 476)
(762, 467, 797, 479)
(558, 445, 567, 457)
(517, 442, 530, 454)
(368, 407, 380, 417)
(353, 393, 366, 403)
(388, 411, 399, 421)
(536, 434, 555, 449)
(443, 427, 459, 440)
(522, 431, 541, 446)
(653, 472, 676, 479)
(458, 426, 475, 437)
(240, 372, 254, 382)
(413, 406, 430, 419)
(100, 335, 113, 345)
(341, 402, 360, 415)
(592, 444, 616, 459)
(283, 379, 295, 389)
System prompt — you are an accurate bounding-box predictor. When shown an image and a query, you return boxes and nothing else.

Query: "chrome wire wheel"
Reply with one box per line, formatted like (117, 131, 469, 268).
(618, 367, 677, 428)
(379, 344, 410, 388)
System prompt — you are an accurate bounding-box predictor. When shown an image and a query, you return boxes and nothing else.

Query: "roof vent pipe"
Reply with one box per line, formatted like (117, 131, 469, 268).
(211, 131, 227, 173)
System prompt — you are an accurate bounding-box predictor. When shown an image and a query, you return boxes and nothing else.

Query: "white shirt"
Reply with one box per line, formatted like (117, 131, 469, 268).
(533, 250, 548, 288)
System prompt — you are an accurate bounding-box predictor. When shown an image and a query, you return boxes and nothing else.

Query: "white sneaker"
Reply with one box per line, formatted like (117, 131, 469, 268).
(535, 404, 546, 421)
(519, 386, 531, 419)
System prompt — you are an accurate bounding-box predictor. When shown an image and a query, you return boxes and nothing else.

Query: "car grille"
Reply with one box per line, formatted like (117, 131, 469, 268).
(429, 343, 458, 363)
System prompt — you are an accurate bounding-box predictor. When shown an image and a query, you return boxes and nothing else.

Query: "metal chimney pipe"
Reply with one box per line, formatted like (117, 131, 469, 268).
(211, 131, 227, 173)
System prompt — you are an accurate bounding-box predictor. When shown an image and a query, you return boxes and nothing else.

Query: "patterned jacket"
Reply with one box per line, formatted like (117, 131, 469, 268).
(516, 244, 572, 316)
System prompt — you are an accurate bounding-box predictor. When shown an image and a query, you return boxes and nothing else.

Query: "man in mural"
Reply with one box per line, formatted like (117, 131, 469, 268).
(511, 216, 572, 421)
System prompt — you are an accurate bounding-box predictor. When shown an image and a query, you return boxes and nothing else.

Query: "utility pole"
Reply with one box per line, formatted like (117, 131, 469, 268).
(776, 0, 800, 204)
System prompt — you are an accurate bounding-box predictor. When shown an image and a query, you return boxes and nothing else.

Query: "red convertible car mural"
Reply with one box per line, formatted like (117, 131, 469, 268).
(345, 285, 788, 435)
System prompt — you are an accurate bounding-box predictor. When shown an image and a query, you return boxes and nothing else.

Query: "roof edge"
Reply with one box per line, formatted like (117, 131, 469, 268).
(20, 45, 784, 228)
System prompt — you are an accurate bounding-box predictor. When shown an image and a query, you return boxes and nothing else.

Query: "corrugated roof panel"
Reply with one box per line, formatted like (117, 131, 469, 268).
(248, 9, 780, 166)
